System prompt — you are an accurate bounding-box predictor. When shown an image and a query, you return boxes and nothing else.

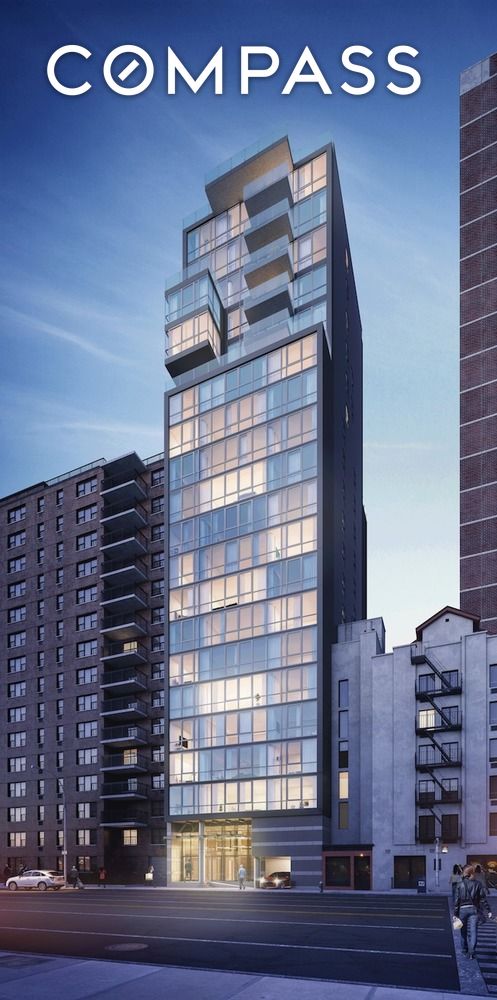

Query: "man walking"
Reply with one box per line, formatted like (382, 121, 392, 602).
(70, 865, 79, 889)
(238, 864, 246, 890)
(454, 864, 492, 958)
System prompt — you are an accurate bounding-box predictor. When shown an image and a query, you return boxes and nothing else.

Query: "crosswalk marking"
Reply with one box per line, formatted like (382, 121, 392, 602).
(475, 921, 497, 992)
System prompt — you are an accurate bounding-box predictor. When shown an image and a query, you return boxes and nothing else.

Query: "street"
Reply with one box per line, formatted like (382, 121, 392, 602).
(0, 890, 458, 990)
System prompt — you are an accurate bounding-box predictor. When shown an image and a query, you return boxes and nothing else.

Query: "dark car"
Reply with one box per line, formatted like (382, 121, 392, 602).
(260, 871, 292, 889)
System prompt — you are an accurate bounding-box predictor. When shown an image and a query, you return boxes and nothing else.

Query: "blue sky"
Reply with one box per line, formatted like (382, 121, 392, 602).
(1, 0, 497, 647)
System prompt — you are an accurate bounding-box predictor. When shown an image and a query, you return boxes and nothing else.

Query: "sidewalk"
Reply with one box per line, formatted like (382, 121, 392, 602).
(0, 951, 486, 1000)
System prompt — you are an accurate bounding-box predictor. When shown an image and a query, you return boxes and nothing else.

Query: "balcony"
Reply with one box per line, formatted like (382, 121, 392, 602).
(100, 809, 148, 828)
(416, 752, 462, 771)
(416, 709, 462, 735)
(101, 696, 147, 720)
(244, 199, 293, 253)
(101, 558, 147, 586)
(244, 162, 293, 218)
(101, 724, 148, 747)
(101, 640, 147, 665)
(102, 752, 149, 773)
(101, 477, 147, 504)
(101, 666, 147, 691)
(417, 790, 461, 807)
(205, 134, 292, 213)
(101, 505, 147, 532)
(101, 779, 148, 799)
(243, 273, 293, 326)
(101, 584, 147, 613)
(416, 674, 462, 700)
(101, 530, 147, 560)
(244, 237, 293, 290)
(165, 311, 222, 378)
(100, 611, 147, 641)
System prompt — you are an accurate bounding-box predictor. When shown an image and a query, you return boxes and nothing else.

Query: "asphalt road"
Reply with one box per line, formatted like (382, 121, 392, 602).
(0, 890, 458, 990)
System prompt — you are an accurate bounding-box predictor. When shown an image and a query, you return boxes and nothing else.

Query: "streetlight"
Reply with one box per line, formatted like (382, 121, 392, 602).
(57, 777, 68, 886)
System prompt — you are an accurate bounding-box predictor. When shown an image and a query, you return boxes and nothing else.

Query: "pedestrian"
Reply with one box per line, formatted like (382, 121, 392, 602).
(454, 864, 492, 958)
(70, 865, 79, 889)
(3, 864, 11, 885)
(98, 866, 107, 888)
(450, 864, 463, 905)
(238, 864, 246, 890)
(184, 859, 192, 881)
(474, 864, 488, 891)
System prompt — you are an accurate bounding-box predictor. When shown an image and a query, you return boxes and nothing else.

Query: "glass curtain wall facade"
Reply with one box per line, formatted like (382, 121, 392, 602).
(164, 136, 365, 887)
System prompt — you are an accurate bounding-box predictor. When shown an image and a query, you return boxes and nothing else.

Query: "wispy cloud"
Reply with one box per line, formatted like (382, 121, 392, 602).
(1, 305, 132, 365)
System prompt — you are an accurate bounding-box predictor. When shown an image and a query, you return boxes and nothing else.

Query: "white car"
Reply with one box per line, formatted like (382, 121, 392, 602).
(6, 869, 65, 891)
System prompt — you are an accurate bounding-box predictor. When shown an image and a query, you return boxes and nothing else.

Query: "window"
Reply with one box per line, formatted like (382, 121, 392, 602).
(152, 524, 164, 541)
(491, 665, 497, 689)
(76, 721, 98, 739)
(77, 640, 98, 658)
(77, 559, 97, 578)
(491, 702, 497, 726)
(56, 488, 64, 506)
(8, 656, 26, 674)
(8, 606, 26, 624)
(77, 586, 97, 604)
(77, 695, 98, 712)
(37, 677, 44, 694)
(8, 581, 26, 599)
(38, 728, 45, 745)
(8, 707, 26, 723)
(56, 541, 64, 559)
(37, 548, 44, 565)
(418, 814, 435, 842)
(56, 514, 64, 532)
(37, 753, 45, 770)
(56, 699, 63, 716)
(37, 574, 45, 591)
(151, 469, 164, 488)
(56, 620, 64, 638)
(38, 703, 45, 720)
(152, 580, 165, 598)
(76, 531, 97, 551)
(152, 635, 165, 652)
(491, 739, 497, 761)
(77, 803, 96, 819)
(37, 522, 45, 540)
(152, 690, 165, 708)
(37, 624, 45, 642)
(77, 748, 98, 765)
(8, 632, 26, 648)
(77, 775, 98, 791)
(8, 782, 26, 798)
(123, 829, 138, 846)
(56, 725, 64, 743)
(56, 647, 64, 664)
(8, 556, 26, 573)
(56, 568, 64, 585)
(490, 814, 497, 836)
(37, 599, 44, 616)
(8, 756, 26, 773)
(152, 552, 165, 569)
(8, 530, 26, 549)
(77, 667, 97, 685)
(8, 504, 26, 523)
(37, 497, 45, 513)
(76, 504, 97, 524)
(38, 805, 44, 822)
(76, 477, 97, 497)
(38, 831, 45, 848)
(56, 595, 64, 611)
(152, 607, 164, 625)
(56, 673, 64, 690)
(8, 807, 26, 822)
(38, 651, 45, 668)
(8, 732, 26, 749)
(76, 829, 96, 846)
(76, 613, 97, 631)
(338, 680, 349, 708)
(8, 832, 26, 848)
(152, 497, 164, 514)
(152, 662, 165, 680)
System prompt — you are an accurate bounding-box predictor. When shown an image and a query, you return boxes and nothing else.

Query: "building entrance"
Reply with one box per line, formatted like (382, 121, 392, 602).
(205, 819, 252, 883)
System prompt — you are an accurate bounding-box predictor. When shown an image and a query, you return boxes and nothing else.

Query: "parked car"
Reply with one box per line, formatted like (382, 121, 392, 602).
(259, 871, 292, 889)
(6, 870, 65, 891)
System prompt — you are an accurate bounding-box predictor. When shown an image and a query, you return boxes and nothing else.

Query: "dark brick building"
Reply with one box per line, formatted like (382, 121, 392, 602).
(460, 53, 497, 631)
(0, 452, 166, 883)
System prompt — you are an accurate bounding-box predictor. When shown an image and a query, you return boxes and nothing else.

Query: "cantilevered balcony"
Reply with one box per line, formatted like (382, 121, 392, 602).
(101, 752, 149, 774)
(243, 273, 293, 325)
(244, 199, 293, 253)
(101, 666, 147, 691)
(101, 558, 147, 586)
(101, 640, 147, 666)
(101, 504, 147, 533)
(101, 530, 147, 560)
(101, 724, 148, 747)
(101, 779, 148, 799)
(101, 476, 147, 505)
(100, 611, 147, 641)
(244, 237, 293, 290)
(101, 697, 147, 720)
(101, 584, 147, 614)
(205, 134, 292, 214)
(244, 162, 293, 218)
(100, 809, 148, 828)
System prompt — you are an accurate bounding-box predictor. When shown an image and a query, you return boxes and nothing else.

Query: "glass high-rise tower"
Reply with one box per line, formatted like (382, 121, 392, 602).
(164, 135, 366, 887)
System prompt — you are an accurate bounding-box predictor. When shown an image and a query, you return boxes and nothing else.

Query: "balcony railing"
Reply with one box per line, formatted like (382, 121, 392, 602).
(102, 752, 149, 772)
(100, 809, 148, 827)
(101, 640, 147, 663)
(101, 779, 148, 798)
(417, 790, 461, 807)
(102, 529, 147, 550)
(101, 724, 148, 745)
(102, 583, 147, 604)
(101, 667, 147, 690)
(101, 612, 147, 634)
(101, 696, 147, 718)
(416, 751, 462, 770)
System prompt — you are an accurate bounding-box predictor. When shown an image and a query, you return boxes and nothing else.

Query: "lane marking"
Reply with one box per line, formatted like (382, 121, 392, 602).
(0, 906, 448, 934)
(0, 925, 454, 960)
(2, 901, 447, 920)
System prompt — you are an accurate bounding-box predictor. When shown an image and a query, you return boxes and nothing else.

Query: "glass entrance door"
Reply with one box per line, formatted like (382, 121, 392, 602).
(204, 819, 252, 883)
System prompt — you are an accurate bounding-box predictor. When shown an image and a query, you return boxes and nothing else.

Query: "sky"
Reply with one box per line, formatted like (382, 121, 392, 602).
(1, 0, 496, 649)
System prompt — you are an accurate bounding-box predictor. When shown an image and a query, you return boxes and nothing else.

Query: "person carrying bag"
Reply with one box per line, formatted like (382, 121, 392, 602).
(454, 864, 492, 958)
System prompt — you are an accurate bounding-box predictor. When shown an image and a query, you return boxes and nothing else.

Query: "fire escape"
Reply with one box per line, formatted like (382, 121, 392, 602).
(411, 646, 462, 844)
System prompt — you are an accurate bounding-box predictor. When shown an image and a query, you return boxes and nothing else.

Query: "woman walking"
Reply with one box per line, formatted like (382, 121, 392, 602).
(454, 864, 492, 958)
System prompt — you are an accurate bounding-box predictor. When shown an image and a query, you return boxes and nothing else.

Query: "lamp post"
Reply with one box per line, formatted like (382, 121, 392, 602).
(435, 836, 440, 888)
(57, 777, 68, 886)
